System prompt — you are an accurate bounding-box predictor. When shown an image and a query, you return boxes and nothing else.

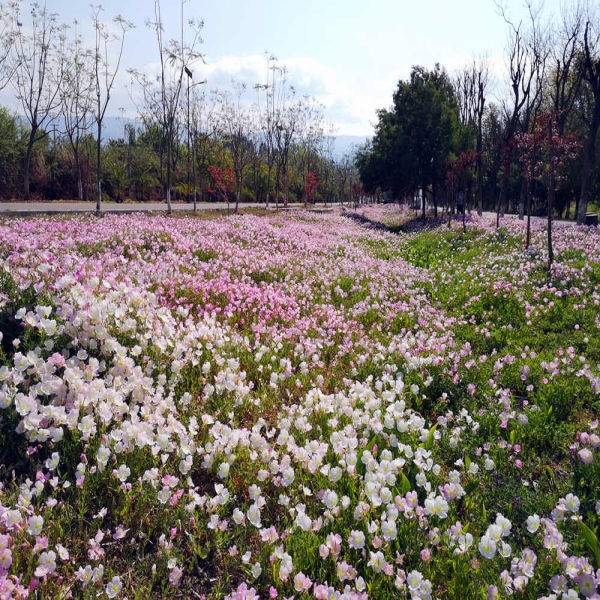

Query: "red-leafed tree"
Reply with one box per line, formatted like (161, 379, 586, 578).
(207, 164, 234, 213)
(516, 110, 580, 265)
(446, 149, 478, 230)
(351, 181, 363, 208)
(303, 171, 320, 207)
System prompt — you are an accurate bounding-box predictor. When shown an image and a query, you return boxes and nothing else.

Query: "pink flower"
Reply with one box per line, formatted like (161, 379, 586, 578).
(113, 525, 130, 540)
(169, 566, 183, 586)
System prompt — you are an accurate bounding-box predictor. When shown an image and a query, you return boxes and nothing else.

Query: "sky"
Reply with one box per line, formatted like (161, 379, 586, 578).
(2, 0, 567, 137)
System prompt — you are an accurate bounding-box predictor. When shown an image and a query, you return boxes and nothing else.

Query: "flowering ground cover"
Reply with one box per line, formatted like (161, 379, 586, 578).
(0, 206, 599, 599)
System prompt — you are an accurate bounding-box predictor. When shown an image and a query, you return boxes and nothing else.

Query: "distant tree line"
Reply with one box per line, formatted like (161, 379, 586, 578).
(0, 1, 362, 211)
(356, 1, 600, 225)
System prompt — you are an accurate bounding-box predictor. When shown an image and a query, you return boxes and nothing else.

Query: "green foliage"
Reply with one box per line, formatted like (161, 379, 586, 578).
(357, 65, 462, 201)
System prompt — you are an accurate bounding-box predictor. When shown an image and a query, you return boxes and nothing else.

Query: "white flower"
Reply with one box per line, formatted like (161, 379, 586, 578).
(486, 524, 503, 542)
(233, 508, 245, 525)
(367, 550, 386, 573)
(27, 515, 44, 536)
(348, 530, 365, 549)
(247, 503, 262, 528)
(106, 575, 122, 598)
(495, 513, 512, 537)
(251, 562, 262, 578)
(116, 464, 131, 482)
(526, 514, 540, 533)
(35, 550, 57, 577)
(281, 467, 295, 486)
(456, 533, 473, 554)
(381, 519, 397, 541)
(407, 570, 423, 590)
(45, 452, 60, 471)
(563, 493, 580, 513)
(478, 535, 497, 559)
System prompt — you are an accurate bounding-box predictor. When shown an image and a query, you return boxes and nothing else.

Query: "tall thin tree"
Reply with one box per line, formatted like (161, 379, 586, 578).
(92, 5, 133, 212)
(9, 2, 66, 199)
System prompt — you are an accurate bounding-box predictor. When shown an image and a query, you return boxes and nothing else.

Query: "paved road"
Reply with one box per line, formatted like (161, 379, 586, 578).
(0, 201, 314, 216)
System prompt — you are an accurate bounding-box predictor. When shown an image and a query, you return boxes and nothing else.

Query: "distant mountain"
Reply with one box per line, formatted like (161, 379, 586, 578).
(101, 116, 369, 160)
(332, 135, 370, 158)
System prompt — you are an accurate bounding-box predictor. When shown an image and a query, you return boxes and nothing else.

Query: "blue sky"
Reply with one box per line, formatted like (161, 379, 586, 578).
(5, 0, 565, 136)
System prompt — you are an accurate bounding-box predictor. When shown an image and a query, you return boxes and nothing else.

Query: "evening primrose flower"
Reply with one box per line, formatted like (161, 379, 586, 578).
(563, 493, 580, 513)
(578, 448, 594, 464)
(293, 572, 312, 592)
(75, 564, 93, 586)
(526, 514, 540, 533)
(478, 535, 497, 559)
(575, 573, 596, 597)
(115, 464, 131, 483)
(113, 525, 129, 540)
(348, 530, 366, 549)
(169, 566, 183, 586)
(44, 452, 60, 471)
(406, 570, 423, 590)
(27, 515, 44, 536)
(495, 513, 512, 537)
(233, 508, 245, 525)
(106, 575, 122, 598)
(35, 550, 56, 577)
(246, 503, 262, 528)
(218, 462, 230, 479)
(381, 520, 397, 541)
(367, 550, 386, 573)
(251, 562, 262, 578)
(455, 533, 473, 554)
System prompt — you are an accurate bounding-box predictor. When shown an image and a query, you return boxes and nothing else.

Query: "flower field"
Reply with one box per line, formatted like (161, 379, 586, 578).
(0, 206, 599, 599)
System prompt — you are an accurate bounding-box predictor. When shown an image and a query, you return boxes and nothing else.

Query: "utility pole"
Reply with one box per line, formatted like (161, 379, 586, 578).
(185, 67, 206, 211)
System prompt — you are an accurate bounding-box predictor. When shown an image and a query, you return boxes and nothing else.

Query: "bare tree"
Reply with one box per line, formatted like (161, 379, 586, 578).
(576, 15, 600, 224)
(336, 152, 356, 206)
(143, 0, 204, 214)
(272, 66, 300, 208)
(495, 0, 548, 225)
(0, 3, 17, 90)
(60, 24, 94, 201)
(321, 121, 337, 206)
(9, 2, 66, 199)
(296, 95, 325, 208)
(190, 88, 220, 208)
(543, 1, 585, 227)
(92, 5, 133, 211)
(254, 51, 280, 209)
(217, 84, 254, 213)
(455, 57, 491, 215)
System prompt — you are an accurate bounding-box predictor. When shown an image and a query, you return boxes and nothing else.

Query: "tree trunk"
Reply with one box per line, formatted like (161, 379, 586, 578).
(23, 127, 38, 201)
(577, 100, 600, 224)
(497, 175, 508, 228)
(476, 123, 483, 216)
(548, 176, 555, 268)
(526, 180, 532, 248)
(518, 179, 527, 220)
(96, 120, 102, 212)
(74, 145, 83, 201)
(166, 132, 172, 214)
